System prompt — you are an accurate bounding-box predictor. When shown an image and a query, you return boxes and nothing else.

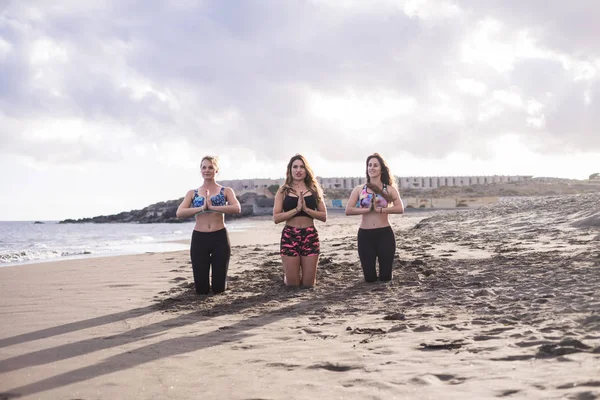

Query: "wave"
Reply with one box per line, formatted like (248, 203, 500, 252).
(0, 249, 93, 264)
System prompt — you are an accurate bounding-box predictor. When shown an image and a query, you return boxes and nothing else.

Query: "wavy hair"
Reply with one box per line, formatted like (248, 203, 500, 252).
(365, 153, 394, 202)
(281, 154, 323, 203)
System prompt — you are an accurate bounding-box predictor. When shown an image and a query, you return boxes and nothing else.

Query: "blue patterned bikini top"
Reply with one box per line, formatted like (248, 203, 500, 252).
(192, 187, 227, 208)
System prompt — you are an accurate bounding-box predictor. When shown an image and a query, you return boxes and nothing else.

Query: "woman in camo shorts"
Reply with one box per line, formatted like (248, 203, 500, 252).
(273, 154, 327, 287)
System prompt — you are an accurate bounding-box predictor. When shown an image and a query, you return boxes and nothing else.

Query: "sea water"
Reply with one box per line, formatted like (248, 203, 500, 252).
(0, 220, 251, 267)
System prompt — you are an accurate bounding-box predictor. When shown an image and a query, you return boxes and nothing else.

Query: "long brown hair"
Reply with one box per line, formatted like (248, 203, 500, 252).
(281, 154, 323, 203)
(365, 153, 394, 202)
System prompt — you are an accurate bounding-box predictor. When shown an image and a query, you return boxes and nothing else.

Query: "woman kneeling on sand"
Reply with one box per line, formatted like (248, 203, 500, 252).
(273, 154, 327, 287)
(345, 153, 404, 282)
(177, 156, 241, 295)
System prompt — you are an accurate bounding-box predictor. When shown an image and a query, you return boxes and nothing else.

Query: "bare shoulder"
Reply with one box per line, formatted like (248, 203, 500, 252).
(223, 186, 237, 196)
(388, 185, 401, 199)
(276, 185, 287, 196)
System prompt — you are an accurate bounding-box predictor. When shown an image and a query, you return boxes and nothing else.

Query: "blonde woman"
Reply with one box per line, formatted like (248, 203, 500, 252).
(273, 154, 327, 287)
(177, 156, 241, 294)
(346, 153, 404, 282)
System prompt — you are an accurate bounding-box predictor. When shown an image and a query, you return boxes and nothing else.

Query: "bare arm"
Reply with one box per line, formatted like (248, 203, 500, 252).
(207, 187, 241, 214)
(377, 186, 404, 215)
(176, 189, 204, 219)
(273, 189, 301, 224)
(345, 186, 371, 216)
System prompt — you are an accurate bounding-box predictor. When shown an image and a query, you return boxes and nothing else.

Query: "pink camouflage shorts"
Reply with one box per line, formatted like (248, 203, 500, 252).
(280, 225, 320, 257)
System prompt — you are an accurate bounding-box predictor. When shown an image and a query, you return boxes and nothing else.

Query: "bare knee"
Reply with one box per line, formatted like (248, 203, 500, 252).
(284, 275, 300, 287)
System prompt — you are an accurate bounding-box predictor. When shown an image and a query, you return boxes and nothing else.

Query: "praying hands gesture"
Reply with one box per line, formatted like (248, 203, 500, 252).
(369, 193, 376, 212)
(204, 189, 211, 211)
(296, 192, 305, 213)
(373, 195, 382, 213)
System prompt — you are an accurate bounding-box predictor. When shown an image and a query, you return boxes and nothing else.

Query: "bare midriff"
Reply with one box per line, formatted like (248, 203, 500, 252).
(194, 211, 226, 232)
(360, 212, 390, 230)
(285, 215, 315, 229)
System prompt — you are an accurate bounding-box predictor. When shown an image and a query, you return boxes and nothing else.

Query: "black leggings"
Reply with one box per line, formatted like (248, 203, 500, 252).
(357, 226, 396, 282)
(190, 229, 231, 294)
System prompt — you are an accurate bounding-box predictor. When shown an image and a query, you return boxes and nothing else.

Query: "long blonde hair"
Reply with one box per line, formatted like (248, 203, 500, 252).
(281, 154, 323, 203)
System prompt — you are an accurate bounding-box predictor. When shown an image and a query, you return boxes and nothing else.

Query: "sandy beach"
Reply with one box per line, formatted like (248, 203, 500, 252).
(1, 195, 599, 399)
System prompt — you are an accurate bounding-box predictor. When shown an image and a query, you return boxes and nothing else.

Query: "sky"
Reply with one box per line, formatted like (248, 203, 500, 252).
(1, 0, 599, 220)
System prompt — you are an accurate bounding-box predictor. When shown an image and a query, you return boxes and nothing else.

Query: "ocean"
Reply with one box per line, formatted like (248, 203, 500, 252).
(0, 220, 253, 267)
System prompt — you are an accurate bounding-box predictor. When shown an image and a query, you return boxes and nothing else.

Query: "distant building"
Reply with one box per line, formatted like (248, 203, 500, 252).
(318, 177, 363, 189)
(397, 175, 533, 189)
(220, 175, 533, 194)
(219, 178, 285, 197)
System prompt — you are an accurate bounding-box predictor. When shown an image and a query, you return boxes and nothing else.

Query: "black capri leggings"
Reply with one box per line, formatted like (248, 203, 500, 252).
(190, 228, 231, 294)
(357, 226, 396, 282)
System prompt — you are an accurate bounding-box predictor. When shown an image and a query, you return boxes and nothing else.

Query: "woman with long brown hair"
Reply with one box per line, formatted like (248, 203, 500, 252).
(273, 154, 327, 287)
(345, 153, 404, 282)
(176, 156, 241, 294)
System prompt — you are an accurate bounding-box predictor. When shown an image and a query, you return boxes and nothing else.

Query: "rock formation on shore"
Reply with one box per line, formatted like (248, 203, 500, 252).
(59, 193, 274, 224)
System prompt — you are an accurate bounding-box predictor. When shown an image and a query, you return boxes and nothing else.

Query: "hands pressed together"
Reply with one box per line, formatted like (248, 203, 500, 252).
(296, 192, 306, 213)
(197, 189, 211, 213)
(370, 195, 384, 214)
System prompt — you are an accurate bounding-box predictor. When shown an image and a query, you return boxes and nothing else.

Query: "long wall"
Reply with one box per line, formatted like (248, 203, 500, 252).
(397, 175, 533, 189)
(220, 175, 533, 193)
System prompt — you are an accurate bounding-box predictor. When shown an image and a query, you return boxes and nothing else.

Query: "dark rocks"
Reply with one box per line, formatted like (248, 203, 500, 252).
(59, 193, 274, 224)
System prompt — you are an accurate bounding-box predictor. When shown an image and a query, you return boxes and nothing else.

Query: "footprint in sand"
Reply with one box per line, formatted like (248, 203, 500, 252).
(419, 340, 464, 351)
(556, 381, 600, 390)
(497, 389, 521, 397)
(413, 325, 436, 332)
(410, 374, 467, 386)
(536, 338, 593, 358)
(266, 362, 302, 371)
(349, 327, 387, 335)
(308, 362, 363, 372)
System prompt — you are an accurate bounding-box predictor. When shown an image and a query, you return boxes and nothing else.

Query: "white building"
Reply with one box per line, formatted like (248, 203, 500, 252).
(220, 175, 533, 194)
(398, 175, 532, 189)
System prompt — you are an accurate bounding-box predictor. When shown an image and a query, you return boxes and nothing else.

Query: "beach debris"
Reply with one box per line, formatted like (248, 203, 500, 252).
(319, 256, 334, 265)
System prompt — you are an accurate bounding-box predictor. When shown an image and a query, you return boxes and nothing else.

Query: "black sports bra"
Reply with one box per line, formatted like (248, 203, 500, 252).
(283, 194, 318, 218)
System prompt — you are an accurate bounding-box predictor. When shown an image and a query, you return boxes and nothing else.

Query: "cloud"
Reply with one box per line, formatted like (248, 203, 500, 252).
(1, 0, 599, 171)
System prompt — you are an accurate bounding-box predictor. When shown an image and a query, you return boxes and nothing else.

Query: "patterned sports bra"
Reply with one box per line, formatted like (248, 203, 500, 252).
(192, 187, 227, 208)
(357, 184, 389, 208)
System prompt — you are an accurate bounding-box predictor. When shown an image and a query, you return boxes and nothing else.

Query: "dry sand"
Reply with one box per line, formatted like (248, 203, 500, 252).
(1, 195, 599, 399)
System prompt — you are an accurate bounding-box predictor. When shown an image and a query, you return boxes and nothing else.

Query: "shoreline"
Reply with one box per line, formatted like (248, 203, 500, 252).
(1, 210, 440, 268)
